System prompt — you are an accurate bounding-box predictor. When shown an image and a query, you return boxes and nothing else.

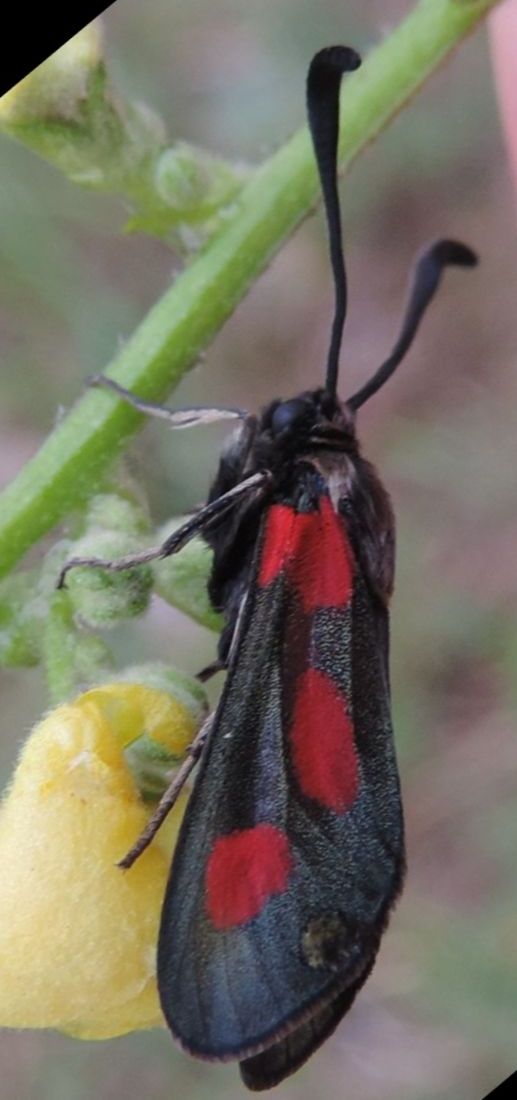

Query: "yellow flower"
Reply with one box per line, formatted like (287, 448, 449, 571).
(0, 681, 198, 1039)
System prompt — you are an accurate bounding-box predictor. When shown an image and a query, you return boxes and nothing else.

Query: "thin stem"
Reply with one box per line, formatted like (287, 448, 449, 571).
(42, 592, 79, 705)
(0, 0, 502, 579)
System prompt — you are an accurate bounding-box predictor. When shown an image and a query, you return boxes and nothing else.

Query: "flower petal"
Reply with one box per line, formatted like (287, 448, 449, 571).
(0, 688, 190, 1037)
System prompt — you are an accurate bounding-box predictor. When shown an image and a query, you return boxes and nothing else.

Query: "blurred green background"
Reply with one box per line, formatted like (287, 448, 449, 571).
(0, 1, 516, 1098)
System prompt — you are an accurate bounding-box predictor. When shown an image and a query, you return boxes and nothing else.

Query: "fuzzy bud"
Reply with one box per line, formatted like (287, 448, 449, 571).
(153, 519, 222, 632)
(65, 531, 153, 628)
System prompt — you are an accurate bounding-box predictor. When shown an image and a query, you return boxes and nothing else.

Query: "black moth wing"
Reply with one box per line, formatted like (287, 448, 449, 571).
(239, 963, 373, 1090)
(157, 452, 405, 1087)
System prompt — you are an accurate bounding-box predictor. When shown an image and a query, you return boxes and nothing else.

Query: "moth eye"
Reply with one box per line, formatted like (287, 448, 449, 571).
(301, 912, 352, 972)
(270, 398, 310, 436)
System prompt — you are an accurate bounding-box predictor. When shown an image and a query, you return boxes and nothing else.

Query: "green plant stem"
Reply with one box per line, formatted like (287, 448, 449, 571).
(42, 593, 80, 704)
(0, 0, 501, 579)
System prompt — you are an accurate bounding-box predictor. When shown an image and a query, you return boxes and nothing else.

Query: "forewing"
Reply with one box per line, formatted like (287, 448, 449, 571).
(158, 489, 404, 1067)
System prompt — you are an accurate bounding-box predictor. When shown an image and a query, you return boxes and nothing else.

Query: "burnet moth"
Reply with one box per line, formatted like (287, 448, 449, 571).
(58, 45, 478, 1091)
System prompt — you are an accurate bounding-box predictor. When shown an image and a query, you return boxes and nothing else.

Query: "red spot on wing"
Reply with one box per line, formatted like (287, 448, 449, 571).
(258, 497, 354, 611)
(290, 667, 359, 812)
(205, 824, 293, 930)
(288, 496, 354, 611)
(258, 504, 298, 587)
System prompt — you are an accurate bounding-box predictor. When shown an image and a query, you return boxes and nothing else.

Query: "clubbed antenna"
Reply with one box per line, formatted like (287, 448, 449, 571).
(306, 46, 361, 398)
(348, 240, 478, 410)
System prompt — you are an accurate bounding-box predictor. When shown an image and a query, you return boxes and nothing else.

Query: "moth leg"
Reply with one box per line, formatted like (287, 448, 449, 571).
(87, 374, 246, 429)
(56, 469, 271, 590)
(118, 712, 215, 870)
(196, 658, 226, 682)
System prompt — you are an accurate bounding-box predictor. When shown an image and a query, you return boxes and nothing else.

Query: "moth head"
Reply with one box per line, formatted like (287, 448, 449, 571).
(269, 395, 315, 438)
(264, 388, 356, 453)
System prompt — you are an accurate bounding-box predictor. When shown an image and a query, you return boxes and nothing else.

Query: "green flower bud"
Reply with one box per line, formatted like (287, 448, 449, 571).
(84, 492, 151, 537)
(0, 25, 164, 196)
(154, 142, 246, 222)
(0, 24, 245, 249)
(0, 26, 118, 187)
(152, 519, 222, 632)
(0, 25, 103, 129)
(65, 532, 153, 628)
